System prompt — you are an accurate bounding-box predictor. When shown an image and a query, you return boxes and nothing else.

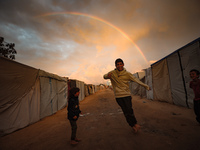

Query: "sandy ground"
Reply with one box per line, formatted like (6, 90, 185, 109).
(0, 88, 200, 150)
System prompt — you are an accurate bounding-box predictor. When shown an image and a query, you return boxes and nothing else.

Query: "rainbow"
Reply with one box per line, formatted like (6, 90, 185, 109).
(36, 12, 149, 64)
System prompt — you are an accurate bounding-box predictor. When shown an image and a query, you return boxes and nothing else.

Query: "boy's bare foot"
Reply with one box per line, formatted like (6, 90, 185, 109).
(132, 124, 141, 133)
(135, 124, 141, 129)
(75, 138, 81, 142)
(132, 126, 138, 133)
(70, 140, 78, 145)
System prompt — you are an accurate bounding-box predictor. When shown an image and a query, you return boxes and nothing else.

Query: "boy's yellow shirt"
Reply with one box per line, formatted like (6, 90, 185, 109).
(104, 68, 149, 98)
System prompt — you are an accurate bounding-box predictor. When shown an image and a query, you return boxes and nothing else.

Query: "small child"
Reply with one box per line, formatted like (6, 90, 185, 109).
(67, 87, 82, 145)
(189, 69, 200, 123)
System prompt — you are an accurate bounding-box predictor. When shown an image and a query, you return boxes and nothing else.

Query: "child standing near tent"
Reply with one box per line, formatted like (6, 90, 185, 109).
(67, 87, 82, 145)
(189, 69, 200, 124)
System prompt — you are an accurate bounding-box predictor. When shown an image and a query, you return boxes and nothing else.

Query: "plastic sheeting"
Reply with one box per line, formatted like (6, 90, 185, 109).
(39, 74, 67, 119)
(151, 37, 200, 107)
(167, 52, 186, 106)
(0, 57, 39, 107)
(87, 84, 95, 95)
(145, 67, 153, 100)
(179, 41, 200, 108)
(68, 79, 85, 101)
(152, 59, 173, 103)
(85, 84, 90, 97)
(0, 57, 40, 136)
(167, 41, 200, 108)
(129, 73, 140, 95)
(0, 57, 68, 136)
(129, 72, 146, 98)
(76, 80, 85, 101)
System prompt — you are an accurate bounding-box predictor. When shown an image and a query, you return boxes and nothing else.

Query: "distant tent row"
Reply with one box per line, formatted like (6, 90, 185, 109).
(0, 56, 105, 136)
(130, 37, 200, 108)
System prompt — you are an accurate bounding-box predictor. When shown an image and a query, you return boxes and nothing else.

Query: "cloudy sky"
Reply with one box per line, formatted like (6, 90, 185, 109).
(0, 0, 200, 85)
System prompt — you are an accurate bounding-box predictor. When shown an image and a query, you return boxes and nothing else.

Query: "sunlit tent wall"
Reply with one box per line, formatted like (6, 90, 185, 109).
(84, 84, 90, 97)
(87, 84, 95, 95)
(151, 37, 200, 108)
(129, 71, 147, 98)
(145, 67, 154, 100)
(0, 57, 68, 136)
(76, 80, 85, 101)
(39, 71, 68, 119)
(95, 85, 100, 92)
(129, 73, 139, 95)
(68, 79, 85, 101)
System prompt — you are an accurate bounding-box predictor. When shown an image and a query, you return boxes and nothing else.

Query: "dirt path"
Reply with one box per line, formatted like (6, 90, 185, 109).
(0, 89, 200, 150)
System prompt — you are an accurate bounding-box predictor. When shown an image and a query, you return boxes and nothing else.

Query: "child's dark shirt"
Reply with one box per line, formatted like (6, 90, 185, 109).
(67, 96, 81, 120)
(190, 79, 200, 101)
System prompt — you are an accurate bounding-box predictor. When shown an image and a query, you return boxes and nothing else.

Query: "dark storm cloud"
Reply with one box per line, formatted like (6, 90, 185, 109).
(0, 0, 200, 84)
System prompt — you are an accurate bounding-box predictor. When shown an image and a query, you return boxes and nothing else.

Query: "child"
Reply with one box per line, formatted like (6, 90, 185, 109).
(189, 69, 200, 124)
(103, 58, 150, 133)
(67, 87, 82, 145)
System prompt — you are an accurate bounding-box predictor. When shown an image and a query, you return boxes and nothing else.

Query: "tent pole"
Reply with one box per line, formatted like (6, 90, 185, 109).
(177, 51, 189, 108)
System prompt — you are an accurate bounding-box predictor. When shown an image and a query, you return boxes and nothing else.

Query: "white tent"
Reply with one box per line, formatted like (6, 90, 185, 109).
(151, 37, 200, 108)
(145, 67, 154, 100)
(76, 80, 85, 101)
(0, 57, 68, 136)
(84, 84, 90, 97)
(87, 84, 95, 95)
(129, 72, 147, 98)
(95, 85, 100, 92)
(68, 79, 85, 101)
(129, 73, 140, 95)
(39, 71, 68, 119)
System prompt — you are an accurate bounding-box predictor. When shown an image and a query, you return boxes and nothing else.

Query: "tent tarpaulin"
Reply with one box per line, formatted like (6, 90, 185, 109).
(76, 80, 85, 101)
(39, 70, 68, 119)
(129, 73, 140, 95)
(152, 58, 173, 103)
(179, 41, 200, 108)
(0, 57, 39, 107)
(0, 56, 68, 136)
(85, 84, 90, 97)
(151, 37, 200, 108)
(87, 84, 95, 95)
(68, 79, 85, 101)
(167, 51, 187, 107)
(0, 57, 40, 136)
(145, 67, 153, 100)
(129, 72, 147, 98)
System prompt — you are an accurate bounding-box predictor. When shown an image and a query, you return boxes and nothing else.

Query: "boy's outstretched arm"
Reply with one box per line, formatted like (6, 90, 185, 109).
(104, 72, 112, 79)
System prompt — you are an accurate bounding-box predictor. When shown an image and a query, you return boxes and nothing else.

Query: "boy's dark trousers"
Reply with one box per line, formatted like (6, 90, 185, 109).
(194, 100, 200, 123)
(69, 120, 77, 140)
(116, 96, 137, 127)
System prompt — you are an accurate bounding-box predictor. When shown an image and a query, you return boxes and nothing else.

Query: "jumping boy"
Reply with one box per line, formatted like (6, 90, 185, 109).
(103, 58, 150, 133)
